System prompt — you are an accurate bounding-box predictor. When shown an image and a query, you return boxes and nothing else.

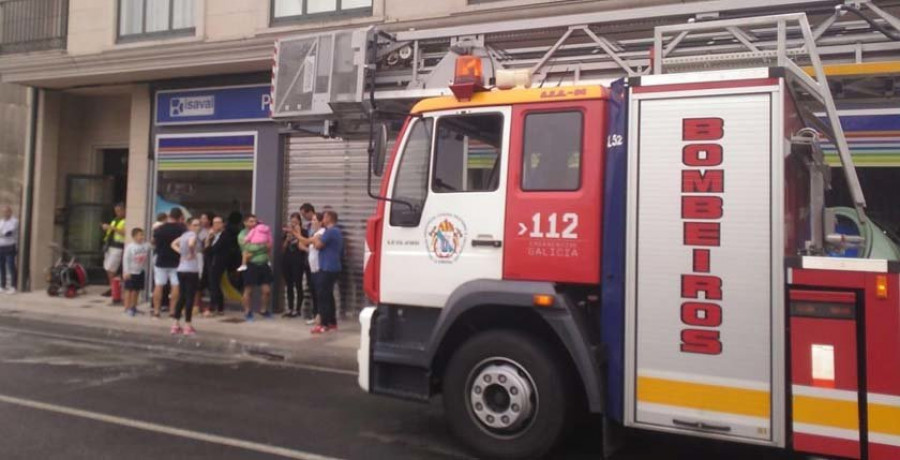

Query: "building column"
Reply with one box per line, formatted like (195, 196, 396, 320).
(29, 90, 61, 290)
(125, 84, 151, 240)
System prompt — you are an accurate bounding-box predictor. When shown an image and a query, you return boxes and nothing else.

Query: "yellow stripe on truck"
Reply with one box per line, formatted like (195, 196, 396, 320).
(802, 60, 900, 77)
(410, 86, 606, 114)
(870, 401, 900, 437)
(793, 395, 859, 430)
(637, 376, 770, 418)
(791, 391, 900, 437)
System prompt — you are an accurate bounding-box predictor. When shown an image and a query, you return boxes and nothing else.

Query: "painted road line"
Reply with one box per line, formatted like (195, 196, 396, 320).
(0, 393, 343, 460)
(0, 324, 357, 377)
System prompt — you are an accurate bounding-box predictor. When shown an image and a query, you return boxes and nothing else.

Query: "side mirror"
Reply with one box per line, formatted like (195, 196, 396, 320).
(372, 123, 388, 177)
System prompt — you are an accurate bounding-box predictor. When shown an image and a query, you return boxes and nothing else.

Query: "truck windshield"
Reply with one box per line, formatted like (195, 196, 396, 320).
(389, 118, 434, 227)
(432, 113, 503, 193)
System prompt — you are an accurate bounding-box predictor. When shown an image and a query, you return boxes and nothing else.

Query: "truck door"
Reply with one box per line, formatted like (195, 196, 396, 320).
(504, 100, 604, 284)
(380, 107, 510, 308)
(788, 289, 863, 459)
(625, 82, 783, 445)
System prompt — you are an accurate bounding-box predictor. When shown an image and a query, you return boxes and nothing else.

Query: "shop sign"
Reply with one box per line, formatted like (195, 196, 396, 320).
(156, 85, 272, 125)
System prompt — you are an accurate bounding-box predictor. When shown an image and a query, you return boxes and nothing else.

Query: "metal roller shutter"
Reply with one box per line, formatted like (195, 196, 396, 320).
(284, 135, 374, 316)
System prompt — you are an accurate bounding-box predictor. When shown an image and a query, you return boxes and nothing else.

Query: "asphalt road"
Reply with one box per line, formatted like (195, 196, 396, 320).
(0, 317, 797, 460)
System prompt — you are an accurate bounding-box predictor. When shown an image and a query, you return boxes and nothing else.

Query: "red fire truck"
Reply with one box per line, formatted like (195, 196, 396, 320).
(349, 12, 900, 460)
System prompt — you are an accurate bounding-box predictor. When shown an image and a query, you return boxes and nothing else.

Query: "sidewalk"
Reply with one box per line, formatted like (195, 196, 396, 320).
(0, 286, 361, 372)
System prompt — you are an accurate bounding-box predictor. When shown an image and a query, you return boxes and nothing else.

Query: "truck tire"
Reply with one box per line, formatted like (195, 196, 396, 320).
(442, 329, 574, 459)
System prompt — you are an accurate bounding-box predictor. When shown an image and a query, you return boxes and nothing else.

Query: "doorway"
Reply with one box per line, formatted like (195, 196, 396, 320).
(64, 175, 115, 284)
(101, 148, 129, 205)
(62, 149, 129, 284)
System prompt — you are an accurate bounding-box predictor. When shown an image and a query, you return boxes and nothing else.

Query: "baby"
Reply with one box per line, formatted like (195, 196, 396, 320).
(236, 222, 272, 272)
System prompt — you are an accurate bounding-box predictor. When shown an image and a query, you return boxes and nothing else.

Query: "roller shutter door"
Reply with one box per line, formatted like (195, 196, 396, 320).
(284, 136, 373, 315)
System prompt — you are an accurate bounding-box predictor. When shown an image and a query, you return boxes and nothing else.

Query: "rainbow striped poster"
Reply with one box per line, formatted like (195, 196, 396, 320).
(821, 109, 900, 167)
(156, 133, 256, 171)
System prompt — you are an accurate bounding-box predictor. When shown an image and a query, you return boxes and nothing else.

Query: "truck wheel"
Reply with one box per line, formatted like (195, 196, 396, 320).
(442, 330, 573, 459)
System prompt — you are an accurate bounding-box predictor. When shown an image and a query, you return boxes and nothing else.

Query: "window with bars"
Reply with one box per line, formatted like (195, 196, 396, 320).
(118, 0, 196, 42)
(0, 0, 68, 55)
(271, 0, 372, 24)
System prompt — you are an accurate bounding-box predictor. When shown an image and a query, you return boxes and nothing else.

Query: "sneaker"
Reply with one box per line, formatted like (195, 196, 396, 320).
(4, 288, 15, 295)
(244, 312, 254, 322)
(170, 325, 183, 335)
(310, 325, 326, 334)
(305, 318, 317, 325)
(236, 265, 248, 272)
(183, 325, 196, 336)
(101, 289, 112, 297)
(126, 308, 136, 317)
(151, 312, 161, 320)
(202, 310, 212, 318)
(281, 310, 293, 318)
(261, 311, 274, 320)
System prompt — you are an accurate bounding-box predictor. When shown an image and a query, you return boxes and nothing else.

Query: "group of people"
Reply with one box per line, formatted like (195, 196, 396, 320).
(0, 198, 345, 335)
(280, 204, 344, 333)
(112, 202, 344, 335)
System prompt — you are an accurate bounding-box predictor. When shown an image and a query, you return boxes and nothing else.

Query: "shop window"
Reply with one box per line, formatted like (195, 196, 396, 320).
(521, 111, 583, 191)
(156, 170, 253, 222)
(155, 134, 255, 221)
(118, 0, 195, 42)
(432, 114, 503, 193)
(390, 118, 433, 227)
(271, 0, 372, 24)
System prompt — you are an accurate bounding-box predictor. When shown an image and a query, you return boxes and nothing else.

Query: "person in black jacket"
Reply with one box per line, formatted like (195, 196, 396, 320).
(204, 216, 231, 315)
(281, 213, 308, 318)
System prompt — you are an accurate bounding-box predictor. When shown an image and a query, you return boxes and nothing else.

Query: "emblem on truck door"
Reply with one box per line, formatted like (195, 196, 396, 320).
(425, 214, 467, 263)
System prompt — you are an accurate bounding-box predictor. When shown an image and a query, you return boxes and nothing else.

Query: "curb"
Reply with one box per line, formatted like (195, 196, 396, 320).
(0, 308, 359, 373)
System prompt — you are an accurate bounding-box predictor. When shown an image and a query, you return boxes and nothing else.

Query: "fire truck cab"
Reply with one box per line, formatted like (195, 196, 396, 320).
(357, 34, 900, 460)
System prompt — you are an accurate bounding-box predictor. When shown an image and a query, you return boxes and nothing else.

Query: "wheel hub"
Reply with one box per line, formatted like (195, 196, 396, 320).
(469, 362, 535, 433)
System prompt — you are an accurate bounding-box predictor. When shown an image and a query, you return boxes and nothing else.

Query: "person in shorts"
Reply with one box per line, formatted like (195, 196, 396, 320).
(152, 208, 186, 319)
(101, 203, 126, 297)
(122, 228, 150, 316)
(238, 214, 273, 321)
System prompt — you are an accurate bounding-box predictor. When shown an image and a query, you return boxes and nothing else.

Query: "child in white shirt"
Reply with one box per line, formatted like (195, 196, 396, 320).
(122, 228, 151, 316)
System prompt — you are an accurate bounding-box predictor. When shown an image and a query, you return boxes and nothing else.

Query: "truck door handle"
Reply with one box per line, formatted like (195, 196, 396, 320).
(673, 418, 732, 432)
(472, 239, 502, 248)
(672, 419, 702, 429)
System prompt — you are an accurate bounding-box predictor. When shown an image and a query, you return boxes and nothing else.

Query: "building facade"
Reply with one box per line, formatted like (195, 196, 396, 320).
(1, 0, 897, 312)
(1, 0, 672, 299)
(0, 83, 30, 291)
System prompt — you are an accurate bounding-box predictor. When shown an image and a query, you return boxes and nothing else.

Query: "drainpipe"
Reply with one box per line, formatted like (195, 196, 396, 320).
(142, 84, 156, 303)
(19, 87, 39, 292)
(145, 83, 156, 234)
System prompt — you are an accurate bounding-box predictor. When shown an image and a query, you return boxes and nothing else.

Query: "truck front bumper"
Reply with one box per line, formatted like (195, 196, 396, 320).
(357, 306, 377, 392)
